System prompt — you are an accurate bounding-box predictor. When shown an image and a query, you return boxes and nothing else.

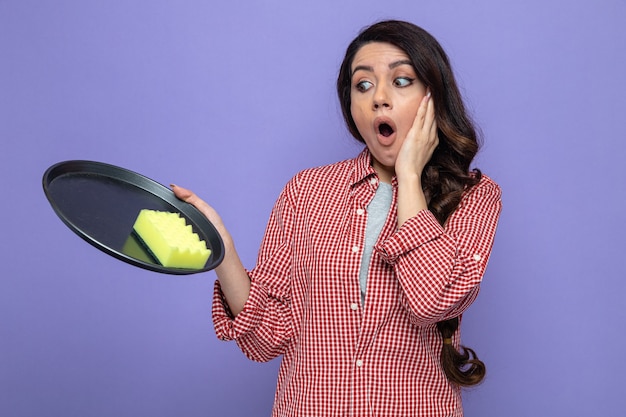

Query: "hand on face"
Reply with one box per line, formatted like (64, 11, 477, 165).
(394, 90, 438, 182)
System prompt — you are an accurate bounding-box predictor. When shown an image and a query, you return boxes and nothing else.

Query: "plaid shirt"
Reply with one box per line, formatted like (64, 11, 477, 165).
(213, 148, 502, 417)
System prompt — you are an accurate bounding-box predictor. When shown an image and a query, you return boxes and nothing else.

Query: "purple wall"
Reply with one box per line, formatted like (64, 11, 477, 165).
(2, 1, 625, 415)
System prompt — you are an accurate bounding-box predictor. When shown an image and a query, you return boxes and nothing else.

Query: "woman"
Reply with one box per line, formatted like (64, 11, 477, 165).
(174, 19, 502, 417)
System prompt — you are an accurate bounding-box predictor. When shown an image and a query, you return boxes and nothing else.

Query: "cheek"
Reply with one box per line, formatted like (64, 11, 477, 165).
(350, 104, 368, 130)
(398, 100, 421, 131)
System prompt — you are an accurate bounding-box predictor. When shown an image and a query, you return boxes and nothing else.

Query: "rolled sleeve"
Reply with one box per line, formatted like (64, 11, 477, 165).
(377, 209, 444, 264)
(212, 278, 268, 341)
(376, 176, 502, 325)
(212, 275, 292, 362)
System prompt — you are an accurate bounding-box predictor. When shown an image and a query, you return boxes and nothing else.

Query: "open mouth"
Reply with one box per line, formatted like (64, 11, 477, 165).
(374, 117, 397, 142)
(378, 123, 394, 137)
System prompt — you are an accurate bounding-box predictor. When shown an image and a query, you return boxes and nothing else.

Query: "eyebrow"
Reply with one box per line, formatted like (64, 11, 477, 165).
(351, 59, 414, 76)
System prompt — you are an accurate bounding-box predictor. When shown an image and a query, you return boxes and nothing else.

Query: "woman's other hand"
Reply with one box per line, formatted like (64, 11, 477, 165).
(395, 91, 438, 181)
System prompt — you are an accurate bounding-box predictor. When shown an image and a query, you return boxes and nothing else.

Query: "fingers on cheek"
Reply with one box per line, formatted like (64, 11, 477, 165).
(418, 97, 429, 117)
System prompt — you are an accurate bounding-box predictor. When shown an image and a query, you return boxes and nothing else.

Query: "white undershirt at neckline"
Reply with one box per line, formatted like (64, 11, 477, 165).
(358, 181, 393, 306)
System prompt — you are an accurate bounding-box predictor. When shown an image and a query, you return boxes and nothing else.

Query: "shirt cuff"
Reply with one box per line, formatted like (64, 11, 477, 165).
(212, 277, 268, 341)
(376, 209, 444, 264)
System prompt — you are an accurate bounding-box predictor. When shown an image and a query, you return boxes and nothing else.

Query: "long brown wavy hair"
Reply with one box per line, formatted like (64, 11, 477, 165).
(337, 20, 485, 387)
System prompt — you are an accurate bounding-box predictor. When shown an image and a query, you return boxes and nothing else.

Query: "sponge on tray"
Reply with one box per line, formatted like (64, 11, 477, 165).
(132, 209, 211, 269)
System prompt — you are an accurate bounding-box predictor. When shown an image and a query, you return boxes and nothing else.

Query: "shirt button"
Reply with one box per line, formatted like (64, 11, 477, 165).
(369, 178, 377, 185)
(356, 208, 365, 215)
(473, 254, 482, 262)
(352, 245, 359, 253)
(350, 303, 358, 311)
(356, 359, 363, 367)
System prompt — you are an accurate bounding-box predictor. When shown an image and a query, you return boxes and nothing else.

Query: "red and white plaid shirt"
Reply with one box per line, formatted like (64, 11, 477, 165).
(213, 148, 502, 417)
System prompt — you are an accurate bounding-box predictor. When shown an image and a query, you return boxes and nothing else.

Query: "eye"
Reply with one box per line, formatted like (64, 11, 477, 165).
(394, 77, 414, 87)
(355, 80, 373, 92)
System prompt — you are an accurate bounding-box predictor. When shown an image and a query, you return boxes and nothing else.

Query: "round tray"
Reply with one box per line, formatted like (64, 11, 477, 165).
(42, 160, 224, 275)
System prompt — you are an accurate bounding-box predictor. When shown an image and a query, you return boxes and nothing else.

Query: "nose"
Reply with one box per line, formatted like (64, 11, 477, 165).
(373, 85, 392, 110)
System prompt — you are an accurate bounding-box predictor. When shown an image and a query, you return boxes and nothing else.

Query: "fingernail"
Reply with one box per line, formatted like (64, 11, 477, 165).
(170, 183, 177, 189)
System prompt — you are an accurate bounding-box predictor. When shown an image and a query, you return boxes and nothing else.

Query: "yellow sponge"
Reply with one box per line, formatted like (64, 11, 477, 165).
(132, 209, 211, 269)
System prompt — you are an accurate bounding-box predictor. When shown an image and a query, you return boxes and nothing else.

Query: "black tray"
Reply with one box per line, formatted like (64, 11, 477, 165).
(42, 160, 224, 275)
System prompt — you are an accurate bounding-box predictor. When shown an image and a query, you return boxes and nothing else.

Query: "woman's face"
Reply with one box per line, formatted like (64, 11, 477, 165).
(350, 42, 428, 182)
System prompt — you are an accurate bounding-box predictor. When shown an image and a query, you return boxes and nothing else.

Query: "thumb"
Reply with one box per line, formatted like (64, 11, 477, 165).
(170, 183, 194, 202)
(170, 184, 210, 213)
(169, 184, 224, 233)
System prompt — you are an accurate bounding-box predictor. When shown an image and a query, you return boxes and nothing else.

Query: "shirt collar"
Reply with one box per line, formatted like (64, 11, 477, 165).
(351, 147, 400, 188)
(351, 147, 378, 187)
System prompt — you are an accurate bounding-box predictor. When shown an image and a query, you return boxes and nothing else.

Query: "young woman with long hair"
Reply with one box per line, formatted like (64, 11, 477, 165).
(174, 19, 502, 417)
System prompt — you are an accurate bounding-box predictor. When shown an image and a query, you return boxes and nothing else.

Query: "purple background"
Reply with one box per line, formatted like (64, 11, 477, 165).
(2, 1, 625, 416)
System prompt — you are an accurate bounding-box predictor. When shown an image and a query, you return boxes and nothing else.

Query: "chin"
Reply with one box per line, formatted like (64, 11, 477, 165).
(374, 152, 398, 167)
(372, 156, 397, 173)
